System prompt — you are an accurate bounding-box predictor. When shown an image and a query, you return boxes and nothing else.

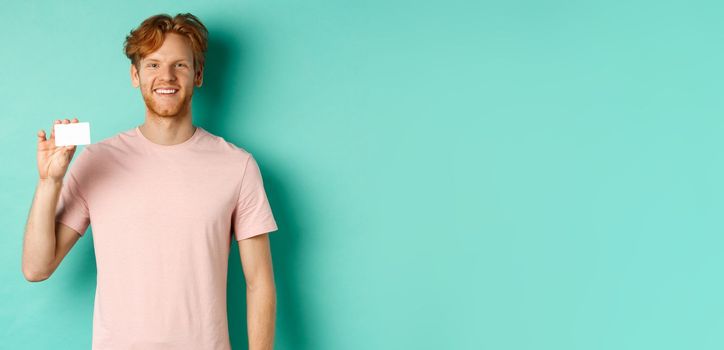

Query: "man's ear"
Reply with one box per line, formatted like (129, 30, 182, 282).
(130, 63, 140, 88)
(195, 65, 204, 88)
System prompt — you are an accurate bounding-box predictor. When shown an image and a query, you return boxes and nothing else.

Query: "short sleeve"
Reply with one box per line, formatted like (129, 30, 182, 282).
(55, 150, 91, 237)
(232, 154, 278, 240)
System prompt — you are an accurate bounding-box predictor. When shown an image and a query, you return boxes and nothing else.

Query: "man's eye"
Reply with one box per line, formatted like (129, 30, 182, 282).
(176, 63, 186, 67)
(147, 63, 158, 68)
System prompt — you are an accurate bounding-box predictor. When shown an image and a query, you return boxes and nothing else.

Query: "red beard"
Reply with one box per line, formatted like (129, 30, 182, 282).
(142, 87, 192, 118)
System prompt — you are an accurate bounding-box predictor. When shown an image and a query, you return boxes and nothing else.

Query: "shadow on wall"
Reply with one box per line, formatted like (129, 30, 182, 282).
(194, 26, 313, 349)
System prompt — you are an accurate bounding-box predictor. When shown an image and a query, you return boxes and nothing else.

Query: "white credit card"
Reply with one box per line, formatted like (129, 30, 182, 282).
(54, 122, 91, 146)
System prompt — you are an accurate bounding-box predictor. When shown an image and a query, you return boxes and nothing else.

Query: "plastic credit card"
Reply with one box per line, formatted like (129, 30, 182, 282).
(54, 122, 91, 146)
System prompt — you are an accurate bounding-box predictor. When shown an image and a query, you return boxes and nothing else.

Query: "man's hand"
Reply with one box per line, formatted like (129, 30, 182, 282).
(37, 118, 79, 181)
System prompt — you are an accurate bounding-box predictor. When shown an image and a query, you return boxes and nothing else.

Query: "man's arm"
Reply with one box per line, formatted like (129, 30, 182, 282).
(238, 233, 277, 350)
(22, 119, 82, 282)
(22, 195, 82, 281)
(22, 179, 62, 281)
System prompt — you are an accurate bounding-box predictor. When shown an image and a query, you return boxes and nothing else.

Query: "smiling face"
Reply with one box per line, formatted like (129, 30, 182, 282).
(130, 33, 203, 119)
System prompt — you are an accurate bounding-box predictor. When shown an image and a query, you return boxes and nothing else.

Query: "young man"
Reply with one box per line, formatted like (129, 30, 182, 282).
(22, 13, 278, 350)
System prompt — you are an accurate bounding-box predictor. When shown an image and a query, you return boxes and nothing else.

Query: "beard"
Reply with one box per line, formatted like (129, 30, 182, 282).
(141, 87, 193, 118)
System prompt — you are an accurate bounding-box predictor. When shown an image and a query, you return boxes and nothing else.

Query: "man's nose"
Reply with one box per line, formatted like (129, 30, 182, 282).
(159, 64, 177, 81)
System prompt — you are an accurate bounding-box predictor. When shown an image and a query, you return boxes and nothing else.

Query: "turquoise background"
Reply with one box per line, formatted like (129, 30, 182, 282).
(2, 0, 722, 349)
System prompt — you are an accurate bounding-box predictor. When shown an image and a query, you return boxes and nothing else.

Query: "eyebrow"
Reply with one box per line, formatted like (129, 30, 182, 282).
(144, 58, 191, 63)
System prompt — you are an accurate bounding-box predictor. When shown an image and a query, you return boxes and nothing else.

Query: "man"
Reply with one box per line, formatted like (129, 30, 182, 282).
(21, 13, 278, 350)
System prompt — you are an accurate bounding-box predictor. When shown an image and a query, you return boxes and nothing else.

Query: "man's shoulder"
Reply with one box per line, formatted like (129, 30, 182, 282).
(76, 126, 255, 162)
(198, 127, 253, 159)
(78, 127, 135, 156)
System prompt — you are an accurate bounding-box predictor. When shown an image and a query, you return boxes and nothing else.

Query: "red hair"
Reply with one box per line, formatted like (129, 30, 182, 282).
(123, 13, 208, 72)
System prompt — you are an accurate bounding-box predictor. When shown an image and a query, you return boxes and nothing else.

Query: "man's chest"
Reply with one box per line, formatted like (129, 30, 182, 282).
(83, 157, 240, 239)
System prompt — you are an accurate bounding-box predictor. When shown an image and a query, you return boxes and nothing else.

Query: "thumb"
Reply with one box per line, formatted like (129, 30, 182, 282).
(63, 145, 74, 158)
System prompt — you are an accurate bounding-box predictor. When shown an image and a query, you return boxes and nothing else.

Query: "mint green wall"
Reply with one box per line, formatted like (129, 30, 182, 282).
(2, 1, 722, 349)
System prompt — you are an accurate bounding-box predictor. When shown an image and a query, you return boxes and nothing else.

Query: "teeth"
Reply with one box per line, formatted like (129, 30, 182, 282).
(155, 89, 177, 94)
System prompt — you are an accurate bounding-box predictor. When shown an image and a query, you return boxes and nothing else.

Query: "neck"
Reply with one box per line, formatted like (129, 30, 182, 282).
(138, 116, 196, 146)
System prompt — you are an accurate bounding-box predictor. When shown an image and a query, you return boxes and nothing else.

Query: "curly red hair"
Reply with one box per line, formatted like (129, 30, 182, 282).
(123, 13, 208, 72)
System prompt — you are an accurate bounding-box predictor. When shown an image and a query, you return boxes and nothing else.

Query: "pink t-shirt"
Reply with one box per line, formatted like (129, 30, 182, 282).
(54, 125, 278, 349)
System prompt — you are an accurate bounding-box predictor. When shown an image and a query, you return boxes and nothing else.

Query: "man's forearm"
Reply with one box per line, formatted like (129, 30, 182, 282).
(22, 178, 63, 280)
(247, 284, 276, 350)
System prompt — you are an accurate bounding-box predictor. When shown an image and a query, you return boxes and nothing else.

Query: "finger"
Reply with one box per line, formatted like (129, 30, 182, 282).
(50, 119, 60, 139)
(71, 117, 78, 123)
(63, 118, 70, 124)
(38, 129, 46, 142)
(66, 146, 77, 159)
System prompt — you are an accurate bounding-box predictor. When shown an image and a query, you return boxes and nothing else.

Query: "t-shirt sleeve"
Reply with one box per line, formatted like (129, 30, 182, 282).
(55, 150, 91, 237)
(232, 154, 279, 240)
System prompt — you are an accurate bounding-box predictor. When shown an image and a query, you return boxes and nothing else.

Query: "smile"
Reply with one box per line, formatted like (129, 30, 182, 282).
(154, 88, 179, 95)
